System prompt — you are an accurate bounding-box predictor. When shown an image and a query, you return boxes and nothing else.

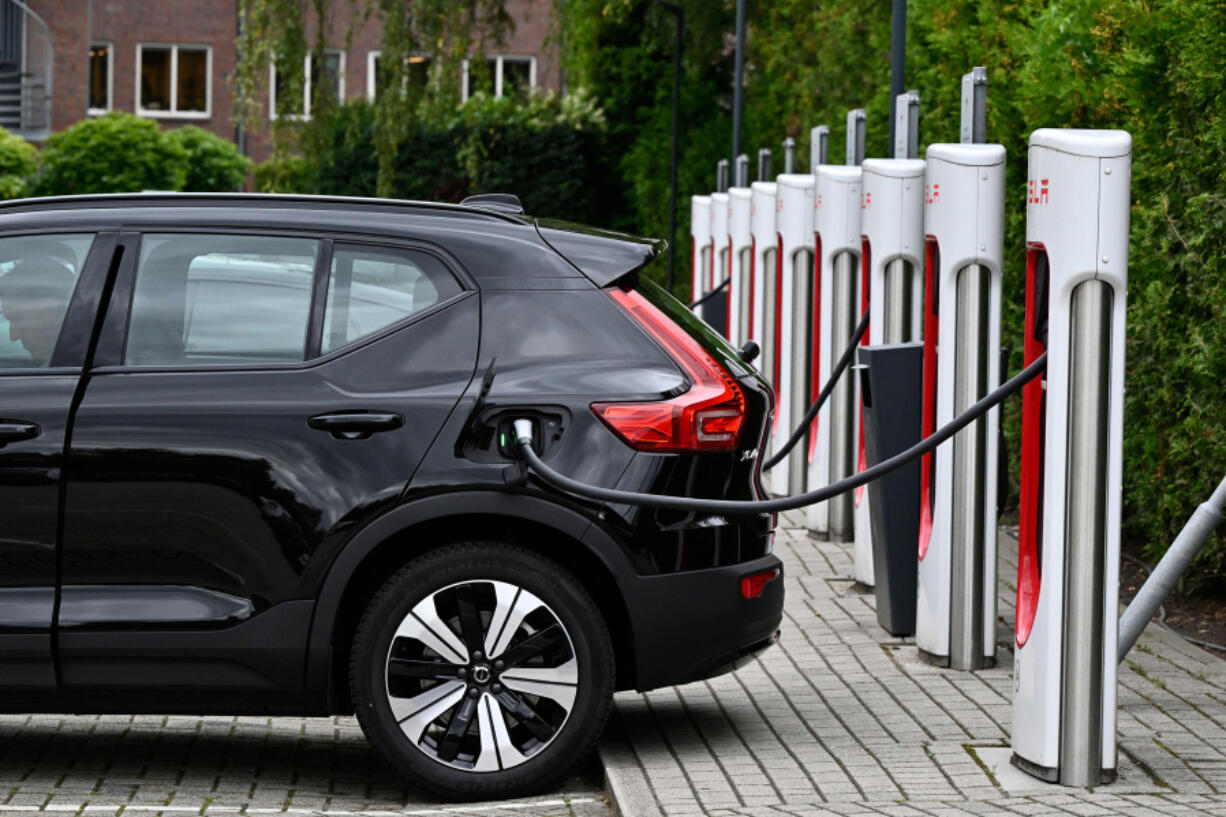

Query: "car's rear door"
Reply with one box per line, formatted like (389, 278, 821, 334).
(0, 231, 115, 692)
(58, 231, 478, 703)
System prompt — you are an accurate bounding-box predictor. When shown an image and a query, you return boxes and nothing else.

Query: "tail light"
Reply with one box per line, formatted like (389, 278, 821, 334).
(594, 288, 745, 452)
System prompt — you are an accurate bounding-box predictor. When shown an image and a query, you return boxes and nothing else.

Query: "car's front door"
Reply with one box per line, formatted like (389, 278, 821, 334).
(0, 231, 112, 691)
(57, 232, 478, 703)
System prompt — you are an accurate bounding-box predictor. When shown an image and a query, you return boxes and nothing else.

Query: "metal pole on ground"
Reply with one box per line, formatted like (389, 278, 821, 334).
(1118, 476, 1226, 662)
(732, 0, 746, 164)
(888, 0, 907, 150)
(658, 2, 684, 295)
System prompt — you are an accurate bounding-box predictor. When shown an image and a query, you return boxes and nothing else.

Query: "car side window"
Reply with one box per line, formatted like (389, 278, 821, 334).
(126, 234, 319, 366)
(322, 244, 462, 354)
(0, 233, 95, 369)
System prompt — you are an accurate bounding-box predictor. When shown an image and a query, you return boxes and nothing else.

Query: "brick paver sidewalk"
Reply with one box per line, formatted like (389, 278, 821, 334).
(600, 511, 1226, 816)
(0, 713, 609, 816)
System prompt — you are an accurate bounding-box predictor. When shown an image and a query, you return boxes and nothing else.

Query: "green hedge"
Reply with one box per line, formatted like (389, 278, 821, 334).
(22, 113, 249, 197)
(562, 0, 1226, 586)
(256, 92, 609, 223)
(0, 127, 37, 199)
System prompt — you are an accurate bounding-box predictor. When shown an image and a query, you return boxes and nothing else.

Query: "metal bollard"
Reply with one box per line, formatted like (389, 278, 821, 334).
(1011, 128, 1131, 787)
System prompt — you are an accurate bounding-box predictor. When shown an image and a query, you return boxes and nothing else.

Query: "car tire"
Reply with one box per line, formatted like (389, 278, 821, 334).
(350, 541, 614, 800)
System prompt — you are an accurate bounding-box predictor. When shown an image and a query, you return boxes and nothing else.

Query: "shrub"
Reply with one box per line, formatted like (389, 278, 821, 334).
(32, 113, 187, 196)
(166, 125, 252, 192)
(0, 127, 36, 199)
(253, 155, 313, 193)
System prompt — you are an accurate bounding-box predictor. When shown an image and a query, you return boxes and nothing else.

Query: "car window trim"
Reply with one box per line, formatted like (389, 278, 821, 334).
(305, 238, 334, 359)
(91, 228, 473, 374)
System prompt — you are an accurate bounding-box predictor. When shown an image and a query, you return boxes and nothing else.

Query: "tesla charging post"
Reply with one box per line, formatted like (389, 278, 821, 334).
(690, 195, 712, 310)
(854, 116, 924, 586)
(1012, 129, 1131, 786)
(728, 156, 753, 348)
(915, 143, 1005, 668)
(806, 112, 865, 537)
(773, 169, 816, 496)
(751, 153, 779, 459)
(710, 184, 731, 334)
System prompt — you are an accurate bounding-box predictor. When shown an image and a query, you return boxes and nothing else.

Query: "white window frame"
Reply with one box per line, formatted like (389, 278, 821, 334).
(135, 43, 212, 119)
(367, 51, 431, 101)
(87, 42, 113, 115)
(270, 49, 346, 121)
(461, 55, 537, 102)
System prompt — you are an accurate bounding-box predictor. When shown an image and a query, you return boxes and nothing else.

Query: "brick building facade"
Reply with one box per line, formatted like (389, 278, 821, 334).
(1, 0, 559, 160)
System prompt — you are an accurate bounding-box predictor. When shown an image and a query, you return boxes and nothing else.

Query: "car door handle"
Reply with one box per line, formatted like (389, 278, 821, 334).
(0, 421, 40, 446)
(308, 412, 404, 440)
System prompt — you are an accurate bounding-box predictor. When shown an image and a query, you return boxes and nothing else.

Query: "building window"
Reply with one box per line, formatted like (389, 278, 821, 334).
(136, 44, 211, 118)
(462, 55, 536, 102)
(88, 43, 112, 113)
(366, 51, 430, 101)
(270, 50, 345, 120)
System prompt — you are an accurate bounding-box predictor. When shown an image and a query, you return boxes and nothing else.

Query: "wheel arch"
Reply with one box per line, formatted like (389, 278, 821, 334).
(306, 491, 640, 710)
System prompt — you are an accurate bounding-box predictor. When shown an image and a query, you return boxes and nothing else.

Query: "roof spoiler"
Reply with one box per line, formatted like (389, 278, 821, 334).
(535, 219, 665, 288)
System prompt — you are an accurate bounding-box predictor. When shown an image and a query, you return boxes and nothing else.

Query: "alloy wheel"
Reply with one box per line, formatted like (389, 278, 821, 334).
(384, 579, 579, 772)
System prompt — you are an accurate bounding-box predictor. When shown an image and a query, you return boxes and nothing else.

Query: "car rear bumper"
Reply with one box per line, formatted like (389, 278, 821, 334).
(623, 553, 784, 691)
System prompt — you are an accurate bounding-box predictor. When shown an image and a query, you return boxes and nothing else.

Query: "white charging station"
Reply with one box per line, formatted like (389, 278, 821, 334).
(806, 165, 862, 536)
(915, 143, 1005, 669)
(1012, 129, 1131, 787)
(710, 191, 730, 328)
(773, 173, 816, 496)
(852, 158, 925, 586)
(750, 180, 779, 449)
(728, 185, 753, 348)
(690, 195, 712, 310)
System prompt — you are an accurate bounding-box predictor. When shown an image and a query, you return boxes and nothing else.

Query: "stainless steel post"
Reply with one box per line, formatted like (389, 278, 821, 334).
(783, 137, 796, 174)
(960, 67, 988, 145)
(1059, 279, 1113, 787)
(789, 249, 815, 493)
(828, 252, 857, 539)
(811, 125, 829, 172)
(950, 264, 990, 670)
(735, 154, 749, 188)
(883, 259, 912, 343)
(846, 110, 866, 167)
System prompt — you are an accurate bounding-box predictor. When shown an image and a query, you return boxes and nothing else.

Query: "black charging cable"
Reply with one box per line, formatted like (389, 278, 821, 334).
(689, 278, 730, 309)
(512, 352, 1045, 514)
(760, 308, 870, 472)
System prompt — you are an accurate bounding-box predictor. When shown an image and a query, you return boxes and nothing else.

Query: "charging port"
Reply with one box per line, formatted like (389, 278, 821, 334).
(461, 407, 568, 463)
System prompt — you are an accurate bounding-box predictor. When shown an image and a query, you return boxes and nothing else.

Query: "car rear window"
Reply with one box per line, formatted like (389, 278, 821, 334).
(0, 233, 94, 369)
(322, 244, 461, 354)
(125, 234, 319, 366)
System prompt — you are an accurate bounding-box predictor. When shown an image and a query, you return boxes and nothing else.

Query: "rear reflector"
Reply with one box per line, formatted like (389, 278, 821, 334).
(594, 288, 745, 452)
(741, 568, 781, 599)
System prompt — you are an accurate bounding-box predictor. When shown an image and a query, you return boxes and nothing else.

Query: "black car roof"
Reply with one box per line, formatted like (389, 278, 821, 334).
(0, 193, 663, 287)
(0, 192, 528, 224)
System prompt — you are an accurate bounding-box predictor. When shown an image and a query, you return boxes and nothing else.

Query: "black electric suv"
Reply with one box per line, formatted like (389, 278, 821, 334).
(0, 193, 783, 799)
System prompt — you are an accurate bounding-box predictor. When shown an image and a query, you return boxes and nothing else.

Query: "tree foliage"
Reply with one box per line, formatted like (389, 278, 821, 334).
(0, 127, 36, 200)
(236, 0, 512, 196)
(254, 91, 607, 222)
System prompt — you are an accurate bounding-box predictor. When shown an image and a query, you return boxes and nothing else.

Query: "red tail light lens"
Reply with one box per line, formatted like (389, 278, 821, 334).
(741, 568, 780, 599)
(594, 288, 746, 452)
